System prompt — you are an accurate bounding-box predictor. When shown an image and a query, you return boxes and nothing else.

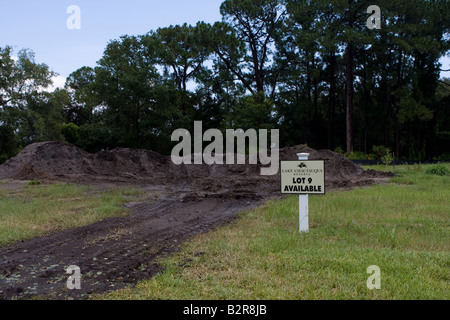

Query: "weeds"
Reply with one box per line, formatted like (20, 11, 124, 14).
(425, 163, 449, 176)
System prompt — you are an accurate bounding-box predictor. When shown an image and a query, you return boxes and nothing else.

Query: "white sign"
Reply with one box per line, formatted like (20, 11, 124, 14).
(281, 160, 325, 194)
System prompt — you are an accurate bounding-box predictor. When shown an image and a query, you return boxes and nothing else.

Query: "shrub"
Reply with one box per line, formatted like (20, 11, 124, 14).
(334, 146, 344, 154)
(425, 163, 449, 176)
(0, 125, 19, 164)
(381, 149, 393, 166)
(373, 145, 389, 160)
(61, 123, 80, 145)
(436, 153, 450, 161)
(346, 151, 368, 160)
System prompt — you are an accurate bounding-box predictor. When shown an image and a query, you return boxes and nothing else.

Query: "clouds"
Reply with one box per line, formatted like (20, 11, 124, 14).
(43, 74, 67, 92)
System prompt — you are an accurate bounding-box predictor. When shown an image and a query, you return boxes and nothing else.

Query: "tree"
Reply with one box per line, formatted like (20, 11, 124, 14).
(434, 78, 450, 158)
(224, 92, 276, 130)
(95, 35, 186, 152)
(193, 57, 245, 130)
(0, 46, 55, 109)
(151, 23, 211, 93)
(95, 35, 159, 147)
(218, 0, 286, 96)
(282, 0, 352, 149)
(0, 46, 58, 147)
(64, 66, 99, 126)
(145, 22, 213, 117)
(207, 21, 252, 93)
(2, 0, 448, 160)
(369, 0, 450, 158)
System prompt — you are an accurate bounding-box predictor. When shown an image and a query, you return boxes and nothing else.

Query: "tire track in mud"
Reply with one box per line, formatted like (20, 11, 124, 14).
(0, 197, 260, 300)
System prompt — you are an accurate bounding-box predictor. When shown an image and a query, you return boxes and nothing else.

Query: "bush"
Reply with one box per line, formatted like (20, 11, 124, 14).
(371, 145, 394, 166)
(346, 151, 369, 160)
(425, 163, 450, 176)
(373, 145, 389, 160)
(381, 149, 393, 166)
(61, 123, 80, 145)
(436, 153, 450, 161)
(0, 125, 19, 164)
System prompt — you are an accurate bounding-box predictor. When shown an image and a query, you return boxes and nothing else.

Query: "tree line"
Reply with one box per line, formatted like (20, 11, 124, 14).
(1, 0, 450, 164)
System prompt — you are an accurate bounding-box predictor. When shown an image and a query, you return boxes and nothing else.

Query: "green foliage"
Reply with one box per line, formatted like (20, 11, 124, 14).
(0, 125, 18, 164)
(397, 95, 434, 124)
(425, 163, 450, 176)
(93, 35, 188, 152)
(372, 146, 388, 160)
(60, 123, 80, 145)
(64, 66, 98, 126)
(152, 22, 212, 94)
(224, 93, 276, 130)
(0, 46, 63, 153)
(77, 124, 115, 153)
(219, 0, 284, 94)
(381, 151, 393, 167)
(436, 152, 450, 161)
(346, 151, 369, 161)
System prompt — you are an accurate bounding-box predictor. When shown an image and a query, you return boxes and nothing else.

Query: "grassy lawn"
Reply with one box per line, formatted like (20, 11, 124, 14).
(0, 182, 144, 247)
(99, 164, 449, 300)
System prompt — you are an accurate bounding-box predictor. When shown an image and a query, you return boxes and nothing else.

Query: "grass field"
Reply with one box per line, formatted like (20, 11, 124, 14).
(0, 182, 143, 247)
(98, 164, 449, 300)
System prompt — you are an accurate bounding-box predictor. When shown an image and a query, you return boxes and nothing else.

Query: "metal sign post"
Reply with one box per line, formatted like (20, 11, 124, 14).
(297, 153, 310, 233)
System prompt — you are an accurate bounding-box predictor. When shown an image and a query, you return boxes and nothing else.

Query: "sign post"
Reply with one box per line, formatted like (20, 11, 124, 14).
(280, 154, 325, 233)
(297, 153, 309, 233)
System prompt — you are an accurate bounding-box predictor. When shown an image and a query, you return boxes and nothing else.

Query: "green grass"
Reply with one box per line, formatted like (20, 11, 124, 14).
(0, 182, 144, 247)
(99, 164, 449, 300)
(425, 163, 450, 176)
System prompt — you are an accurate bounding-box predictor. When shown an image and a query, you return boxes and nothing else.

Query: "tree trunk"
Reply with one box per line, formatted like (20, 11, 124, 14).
(250, 41, 265, 94)
(327, 51, 336, 150)
(312, 55, 319, 147)
(345, 42, 354, 154)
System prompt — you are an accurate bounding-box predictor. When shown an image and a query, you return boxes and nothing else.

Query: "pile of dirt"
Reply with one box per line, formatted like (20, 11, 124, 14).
(0, 142, 169, 183)
(0, 141, 392, 196)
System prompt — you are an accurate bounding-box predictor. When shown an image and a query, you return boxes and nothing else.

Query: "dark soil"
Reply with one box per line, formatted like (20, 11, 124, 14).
(0, 142, 393, 300)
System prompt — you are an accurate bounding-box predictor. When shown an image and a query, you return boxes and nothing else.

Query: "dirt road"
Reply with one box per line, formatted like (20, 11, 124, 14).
(0, 191, 259, 300)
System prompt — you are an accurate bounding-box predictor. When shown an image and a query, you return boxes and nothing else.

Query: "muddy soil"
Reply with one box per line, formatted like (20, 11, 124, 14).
(0, 142, 393, 300)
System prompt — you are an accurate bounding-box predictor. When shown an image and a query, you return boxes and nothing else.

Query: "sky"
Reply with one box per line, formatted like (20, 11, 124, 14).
(0, 0, 224, 89)
(1, 0, 449, 91)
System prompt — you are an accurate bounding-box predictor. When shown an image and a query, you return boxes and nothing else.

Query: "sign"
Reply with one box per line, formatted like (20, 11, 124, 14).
(280, 160, 325, 194)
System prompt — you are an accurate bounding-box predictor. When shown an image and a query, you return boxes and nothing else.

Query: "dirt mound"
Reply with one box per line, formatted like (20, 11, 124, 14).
(0, 142, 170, 183)
(280, 145, 364, 176)
(0, 141, 391, 194)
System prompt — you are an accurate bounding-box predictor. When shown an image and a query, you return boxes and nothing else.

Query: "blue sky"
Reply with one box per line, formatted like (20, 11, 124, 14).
(1, 0, 449, 90)
(0, 0, 224, 87)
